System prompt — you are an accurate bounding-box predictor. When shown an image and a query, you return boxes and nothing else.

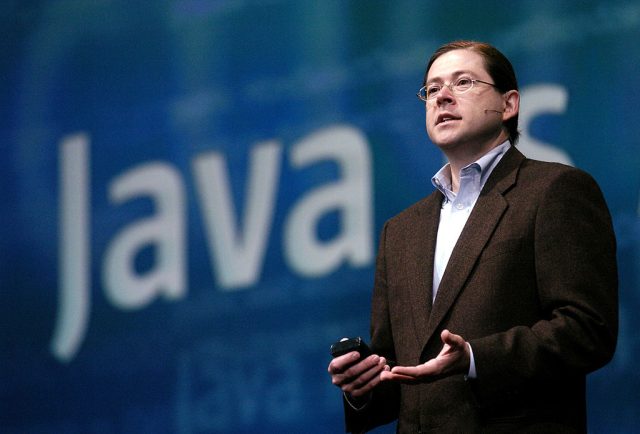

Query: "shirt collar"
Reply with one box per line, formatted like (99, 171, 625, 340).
(431, 141, 511, 200)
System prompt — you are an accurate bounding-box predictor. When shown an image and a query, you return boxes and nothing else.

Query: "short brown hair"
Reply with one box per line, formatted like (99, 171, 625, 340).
(425, 41, 520, 145)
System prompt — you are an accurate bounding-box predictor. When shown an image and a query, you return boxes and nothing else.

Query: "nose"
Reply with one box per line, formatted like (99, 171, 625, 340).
(435, 84, 455, 105)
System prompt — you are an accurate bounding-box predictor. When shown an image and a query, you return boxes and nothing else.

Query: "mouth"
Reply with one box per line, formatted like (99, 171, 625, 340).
(436, 113, 461, 126)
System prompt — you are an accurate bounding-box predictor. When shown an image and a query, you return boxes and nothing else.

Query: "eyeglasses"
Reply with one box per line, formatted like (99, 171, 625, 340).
(417, 77, 497, 102)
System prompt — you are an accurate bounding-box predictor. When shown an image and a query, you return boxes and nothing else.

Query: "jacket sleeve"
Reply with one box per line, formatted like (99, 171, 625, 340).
(468, 167, 618, 399)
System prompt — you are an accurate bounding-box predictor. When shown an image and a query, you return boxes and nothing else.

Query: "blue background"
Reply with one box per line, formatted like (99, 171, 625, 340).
(2, 1, 639, 432)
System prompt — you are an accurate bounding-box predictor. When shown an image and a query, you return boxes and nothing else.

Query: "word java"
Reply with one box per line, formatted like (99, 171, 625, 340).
(51, 125, 374, 362)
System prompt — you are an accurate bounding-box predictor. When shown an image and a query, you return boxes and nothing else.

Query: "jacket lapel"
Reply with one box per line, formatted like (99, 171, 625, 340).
(423, 147, 525, 346)
(408, 191, 442, 347)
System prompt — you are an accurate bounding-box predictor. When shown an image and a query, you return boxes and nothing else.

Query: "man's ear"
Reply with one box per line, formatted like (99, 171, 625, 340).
(502, 90, 519, 121)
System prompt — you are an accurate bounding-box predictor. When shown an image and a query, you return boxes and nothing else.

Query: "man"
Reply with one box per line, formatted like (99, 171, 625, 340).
(328, 40, 618, 433)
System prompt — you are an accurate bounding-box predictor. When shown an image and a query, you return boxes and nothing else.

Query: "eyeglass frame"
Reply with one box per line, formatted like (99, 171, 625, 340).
(417, 77, 498, 102)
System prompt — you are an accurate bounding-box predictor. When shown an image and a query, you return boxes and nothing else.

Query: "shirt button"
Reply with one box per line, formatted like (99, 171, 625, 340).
(456, 203, 464, 210)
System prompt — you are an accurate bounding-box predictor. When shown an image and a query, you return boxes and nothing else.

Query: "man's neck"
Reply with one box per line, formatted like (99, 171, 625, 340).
(444, 133, 509, 193)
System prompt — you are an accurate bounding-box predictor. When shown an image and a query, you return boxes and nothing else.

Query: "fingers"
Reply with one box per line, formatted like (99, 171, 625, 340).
(380, 369, 417, 383)
(382, 359, 440, 383)
(328, 353, 387, 397)
(440, 329, 464, 349)
(381, 361, 448, 384)
(342, 356, 386, 397)
(327, 351, 361, 376)
(380, 330, 471, 384)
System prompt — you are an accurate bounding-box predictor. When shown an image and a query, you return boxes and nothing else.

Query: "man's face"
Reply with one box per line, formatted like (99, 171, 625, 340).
(424, 49, 509, 153)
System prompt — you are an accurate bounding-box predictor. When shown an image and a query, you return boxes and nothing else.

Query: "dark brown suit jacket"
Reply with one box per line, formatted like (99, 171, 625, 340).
(345, 146, 618, 433)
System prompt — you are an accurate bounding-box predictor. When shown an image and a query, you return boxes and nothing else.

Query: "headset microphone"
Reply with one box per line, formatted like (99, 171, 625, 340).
(484, 109, 504, 114)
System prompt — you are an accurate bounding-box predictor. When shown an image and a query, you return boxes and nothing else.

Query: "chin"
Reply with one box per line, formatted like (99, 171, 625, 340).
(430, 135, 460, 149)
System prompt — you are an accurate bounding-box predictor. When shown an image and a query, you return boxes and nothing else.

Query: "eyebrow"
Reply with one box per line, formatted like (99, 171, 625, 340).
(426, 70, 476, 84)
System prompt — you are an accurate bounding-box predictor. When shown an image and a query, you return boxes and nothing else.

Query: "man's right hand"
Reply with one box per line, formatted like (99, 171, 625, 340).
(328, 351, 390, 400)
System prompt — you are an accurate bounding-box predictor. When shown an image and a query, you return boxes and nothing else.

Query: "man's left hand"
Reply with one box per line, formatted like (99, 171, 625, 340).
(380, 329, 470, 383)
